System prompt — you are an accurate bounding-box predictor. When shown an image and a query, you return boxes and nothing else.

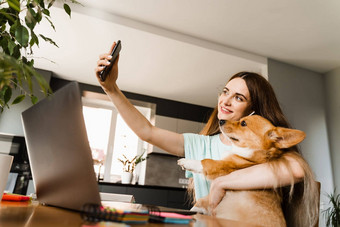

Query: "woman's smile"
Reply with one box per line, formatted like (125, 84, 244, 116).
(220, 106, 233, 114)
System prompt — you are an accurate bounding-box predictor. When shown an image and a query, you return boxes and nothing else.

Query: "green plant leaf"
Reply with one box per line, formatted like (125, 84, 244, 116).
(39, 34, 59, 48)
(25, 8, 37, 30)
(15, 25, 29, 47)
(28, 59, 34, 67)
(22, 59, 33, 93)
(12, 78, 18, 89)
(0, 53, 50, 102)
(63, 4, 71, 18)
(3, 86, 12, 104)
(0, 9, 9, 27)
(30, 32, 39, 47)
(37, 0, 45, 8)
(45, 16, 55, 31)
(3, 7, 18, 25)
(23, 63, 51, 95)
(7, 0, 20, 12)
(35, 8, 42, 23)
(12, 94, 25, 105)
(48, 0, 56, 9)
(42, 9, 50, 17)
(0, 24, 5, 32)
(7, 38, 16, 55)
(31, 95, 38, 104)
(10, 20, 19, 37)
(323, 188, 340, 227)
(12, 45, 21, 59)
(0, 35, 9, 54)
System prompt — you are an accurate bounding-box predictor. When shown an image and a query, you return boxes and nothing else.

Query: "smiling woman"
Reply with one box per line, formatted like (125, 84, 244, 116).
(95, 35, 321, 226)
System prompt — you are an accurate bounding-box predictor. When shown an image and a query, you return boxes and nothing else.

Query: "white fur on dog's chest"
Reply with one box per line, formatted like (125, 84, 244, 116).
(230, 145, 255, 158)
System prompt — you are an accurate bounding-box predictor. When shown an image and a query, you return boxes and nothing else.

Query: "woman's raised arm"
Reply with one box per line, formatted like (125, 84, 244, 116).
(95, 42, 185, 157)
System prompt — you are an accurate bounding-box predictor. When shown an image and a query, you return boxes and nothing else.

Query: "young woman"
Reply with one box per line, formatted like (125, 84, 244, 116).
(95, 42, 318, 226)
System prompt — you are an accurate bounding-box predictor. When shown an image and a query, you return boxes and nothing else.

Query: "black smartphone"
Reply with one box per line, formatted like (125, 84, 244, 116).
(99, 40, 122, 82)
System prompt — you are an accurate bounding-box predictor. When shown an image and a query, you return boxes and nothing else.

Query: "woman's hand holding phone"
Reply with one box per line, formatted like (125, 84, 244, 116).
(95, 41, 121, 92)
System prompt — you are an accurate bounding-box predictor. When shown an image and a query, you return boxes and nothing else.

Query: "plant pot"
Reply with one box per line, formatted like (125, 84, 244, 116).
(121, 172, 133, 184)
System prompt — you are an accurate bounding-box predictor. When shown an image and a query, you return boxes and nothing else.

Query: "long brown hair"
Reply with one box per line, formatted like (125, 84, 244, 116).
(198, 71, 319, 227)
(200, 71, 291, 136)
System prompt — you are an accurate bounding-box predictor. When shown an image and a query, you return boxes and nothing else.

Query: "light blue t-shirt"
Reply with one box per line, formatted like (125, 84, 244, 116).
(183, 133, 232, 200)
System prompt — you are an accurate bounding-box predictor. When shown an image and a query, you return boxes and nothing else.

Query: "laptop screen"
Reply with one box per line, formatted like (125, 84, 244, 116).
(21, 81, 101, 211)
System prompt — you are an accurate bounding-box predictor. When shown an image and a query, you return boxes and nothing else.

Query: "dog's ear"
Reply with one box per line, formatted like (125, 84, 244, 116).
(267, 127, 306, 149)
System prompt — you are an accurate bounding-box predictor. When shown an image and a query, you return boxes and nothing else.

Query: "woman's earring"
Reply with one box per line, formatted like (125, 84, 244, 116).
(248, 111, 255, 116)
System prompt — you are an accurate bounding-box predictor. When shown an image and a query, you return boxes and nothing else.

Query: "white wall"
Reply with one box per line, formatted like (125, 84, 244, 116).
(0, 69, 52, 136)
(268, 59, 334, 226)
(324, 67, 340, 191)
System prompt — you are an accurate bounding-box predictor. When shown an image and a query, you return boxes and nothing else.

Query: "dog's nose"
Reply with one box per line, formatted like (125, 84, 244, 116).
(219, 120, 226, 126)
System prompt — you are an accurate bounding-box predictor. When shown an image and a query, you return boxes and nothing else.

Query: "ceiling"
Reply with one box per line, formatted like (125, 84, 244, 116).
(32, 0, 340, 108)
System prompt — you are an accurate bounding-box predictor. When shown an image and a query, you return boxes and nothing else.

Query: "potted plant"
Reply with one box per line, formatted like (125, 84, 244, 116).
(323, 188, 340, 227)
(118, 150, 147, 184)
(0, 0, 79, 111)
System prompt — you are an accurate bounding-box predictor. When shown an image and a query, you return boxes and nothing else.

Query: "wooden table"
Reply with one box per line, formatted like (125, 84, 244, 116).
(0, 201, 256, 227)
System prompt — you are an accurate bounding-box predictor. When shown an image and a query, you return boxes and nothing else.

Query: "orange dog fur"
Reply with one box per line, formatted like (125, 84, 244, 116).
(178, 115, 319, 227)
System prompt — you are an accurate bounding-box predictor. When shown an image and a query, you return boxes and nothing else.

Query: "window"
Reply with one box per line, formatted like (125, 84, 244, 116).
(82, 91, 155, 184)
(82, 106, 111, 181)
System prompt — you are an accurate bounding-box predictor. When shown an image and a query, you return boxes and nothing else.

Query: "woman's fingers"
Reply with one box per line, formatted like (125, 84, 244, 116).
(95, 42, 119, 89)
(94, 65, 104, 74)
(109, 41, 117, 53)
(97, 54, 112, 66)
(97, 58, 111, 67)
(208, 177, 226, 211)
(97, 41, 116, 67)
(95, 53, 113, 76)
(98, 53, 112, 61)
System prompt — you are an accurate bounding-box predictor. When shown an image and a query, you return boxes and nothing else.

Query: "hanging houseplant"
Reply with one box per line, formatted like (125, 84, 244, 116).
(0, 0, 80, 112)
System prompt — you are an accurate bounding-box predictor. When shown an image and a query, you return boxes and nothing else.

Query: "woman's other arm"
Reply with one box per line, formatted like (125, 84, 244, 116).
(208, 155, 305, 210)
(95, 42, 184, 157)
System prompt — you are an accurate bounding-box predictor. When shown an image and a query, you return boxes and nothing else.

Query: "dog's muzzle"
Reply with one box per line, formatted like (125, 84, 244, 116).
(219, 120, 226, 126)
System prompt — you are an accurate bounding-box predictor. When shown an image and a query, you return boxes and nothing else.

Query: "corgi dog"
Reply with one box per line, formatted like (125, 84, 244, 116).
(178, 115, 319, 227)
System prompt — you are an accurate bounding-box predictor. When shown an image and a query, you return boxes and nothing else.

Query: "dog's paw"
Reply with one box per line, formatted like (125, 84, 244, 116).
(191, 206, 208, 214)
(177, 158, 203, 173)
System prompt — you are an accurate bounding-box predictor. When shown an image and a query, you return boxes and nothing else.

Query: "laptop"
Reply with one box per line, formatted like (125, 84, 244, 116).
(21, 81, 101, 211)
(21, 81, 195, 216)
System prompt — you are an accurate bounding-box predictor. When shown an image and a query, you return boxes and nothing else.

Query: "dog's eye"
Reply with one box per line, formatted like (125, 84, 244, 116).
(241, 121, 247, 127)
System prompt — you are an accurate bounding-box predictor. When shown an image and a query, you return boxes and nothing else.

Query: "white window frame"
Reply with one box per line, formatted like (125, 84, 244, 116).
(82, 91, 155, 184)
